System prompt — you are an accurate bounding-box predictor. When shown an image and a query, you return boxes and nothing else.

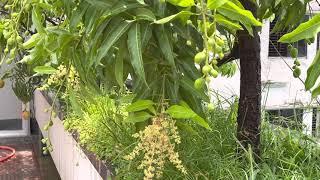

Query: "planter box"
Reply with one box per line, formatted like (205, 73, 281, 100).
(34, 90, 112, 180)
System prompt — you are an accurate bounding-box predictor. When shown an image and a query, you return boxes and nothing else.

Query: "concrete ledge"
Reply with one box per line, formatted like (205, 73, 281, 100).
(34, 90, 112, 180)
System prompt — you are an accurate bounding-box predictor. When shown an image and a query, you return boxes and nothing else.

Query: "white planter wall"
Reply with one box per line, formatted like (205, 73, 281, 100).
(34, 90, 104, 180)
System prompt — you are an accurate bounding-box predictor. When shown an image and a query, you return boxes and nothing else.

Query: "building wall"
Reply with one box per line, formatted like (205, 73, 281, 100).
(210, 19, 316, 108)
(0, 64, 21, 120)
(210, 14, 319, 135)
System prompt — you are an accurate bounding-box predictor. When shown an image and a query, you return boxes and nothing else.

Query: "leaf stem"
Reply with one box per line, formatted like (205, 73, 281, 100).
(199, 0, 209, 65)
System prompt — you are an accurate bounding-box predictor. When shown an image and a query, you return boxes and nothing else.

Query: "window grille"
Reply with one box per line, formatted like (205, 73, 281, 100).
(312, 108, 317, 136)
(265, 109, 303, 130)
(269, 18, 308, 57)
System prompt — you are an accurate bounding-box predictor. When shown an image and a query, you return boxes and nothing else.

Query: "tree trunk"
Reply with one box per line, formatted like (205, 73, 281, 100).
(237, 0, 261, 157)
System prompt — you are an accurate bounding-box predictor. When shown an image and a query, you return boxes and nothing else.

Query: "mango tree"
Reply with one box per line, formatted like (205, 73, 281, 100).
(0, 0, 317, 161)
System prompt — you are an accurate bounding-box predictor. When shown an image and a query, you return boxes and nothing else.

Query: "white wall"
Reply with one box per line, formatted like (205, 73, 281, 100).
(34, 90, 105, 180)
(209, 15, 320, 135)
(210, 20, 316, 110)
(0, 64, 21, 120)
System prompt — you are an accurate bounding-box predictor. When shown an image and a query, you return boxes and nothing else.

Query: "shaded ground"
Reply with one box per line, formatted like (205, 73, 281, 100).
(0, 136, 60, 180)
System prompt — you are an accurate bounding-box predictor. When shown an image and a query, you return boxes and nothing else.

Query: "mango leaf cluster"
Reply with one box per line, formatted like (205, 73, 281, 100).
(258, 0, 311, 32)
(270, 2, 320, 97)
(0, 0, 261, 125)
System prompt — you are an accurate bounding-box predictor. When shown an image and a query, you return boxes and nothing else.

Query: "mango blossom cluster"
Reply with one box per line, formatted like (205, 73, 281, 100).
(124, 116, 187, 180)
(38, 65, 80, 91)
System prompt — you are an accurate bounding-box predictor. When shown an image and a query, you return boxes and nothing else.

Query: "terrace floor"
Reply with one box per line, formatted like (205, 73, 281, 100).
(0, 135, 60, 180)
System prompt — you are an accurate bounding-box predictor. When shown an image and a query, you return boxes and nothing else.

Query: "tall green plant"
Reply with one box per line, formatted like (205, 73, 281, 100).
(2, 0, 317, 169)
(0, 0, 261, 112)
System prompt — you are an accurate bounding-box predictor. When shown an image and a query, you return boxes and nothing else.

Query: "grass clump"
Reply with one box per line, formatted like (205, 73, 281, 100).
(63, 92, 320, 179)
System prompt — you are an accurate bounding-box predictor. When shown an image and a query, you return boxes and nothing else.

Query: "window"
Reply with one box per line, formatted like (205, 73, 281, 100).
(312, 108, 317, 136)
(269, 17, 308, 57)
(265, 109, 304, 130)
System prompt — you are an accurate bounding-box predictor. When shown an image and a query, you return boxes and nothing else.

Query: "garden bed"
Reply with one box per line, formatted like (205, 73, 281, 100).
(33, 90, 113, 180)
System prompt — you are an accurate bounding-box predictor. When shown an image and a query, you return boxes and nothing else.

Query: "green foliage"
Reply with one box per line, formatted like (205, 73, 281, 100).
(167, 0, 195, 7)
(214, 14, 243, 33)
(219, 62, 237, 77)
(153, 11, 194, 24)
(2, 63, 35, 103)
(126, 99, 155, 112)
(0, 0, 263, 114)
(306, 50, 320, 96)
(275, 2, 320, 97)
(126, 111, 153, 123)
(3, 0, 320, 178)
(65, 93, 320, 179)
(33, 66, 56, 75)
(279, 14, 320, 43)
(258, 0, 310, 32)
(166, 105, 211, 130)
(259, 123, 320, 179)
(64, 92, 135, 162)
(207, 0, 227, 10)
(217, 1, 262, 27)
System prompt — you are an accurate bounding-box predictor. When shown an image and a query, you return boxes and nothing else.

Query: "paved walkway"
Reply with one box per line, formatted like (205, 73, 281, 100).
(0, 136, 60, 180)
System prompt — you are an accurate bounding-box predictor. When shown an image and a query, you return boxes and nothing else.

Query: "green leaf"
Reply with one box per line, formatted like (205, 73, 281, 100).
(155, 26, 176, 68)
(148, 106, 156, 115)
(179, 100, 191, 109)
(214, 14, 243, 31)
(70, 2, 88, 31)
(279, 14, 320, 43)
(191, 115, 211, 130)
(126, 111, 153, 123)
(127, 23, 146, 83)
(166, 78, 179, 103)
(115, 40, 126, 87)
(103, 1, 143, 18)
(229, 0, 244, 9)
(32, 7, 45, 34)
(207, 0, 227, 10)
(176, 122, 198, 136)
(312, 85, 320, 98)
(84, 0, 113, 8)
(23, 33, 41, 49)
(305, 50, 320, 90)
(167, 105, 211, 130)
(141, 23, 152, 49)
(126, 99, 155, 112)
(167, 0, 194, 7)
(137, 0, 145, 4)
(135, 8, 156, 21)
(96, 20, 131, 65)
(217, 2, 262, 29)
(84, 5, 99, 34)
(68, 90, 83, 116)
(154, 11, 193, 24)
(180, 76, 210, 102)
(33, 66, 56, 74)
(166, 105, 197, 119)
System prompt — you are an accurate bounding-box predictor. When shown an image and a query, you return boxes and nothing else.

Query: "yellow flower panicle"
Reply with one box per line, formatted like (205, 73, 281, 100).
(38, 65, 80, 91)
(124, 115, 187, 179)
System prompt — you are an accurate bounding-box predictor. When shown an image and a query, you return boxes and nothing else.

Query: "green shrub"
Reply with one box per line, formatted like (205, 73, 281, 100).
(64, 94, 320, 179)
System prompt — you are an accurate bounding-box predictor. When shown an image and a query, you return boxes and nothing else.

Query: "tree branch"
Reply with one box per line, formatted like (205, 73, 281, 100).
(217, 42, 239, 67)
(0, 9, 8, 15)
(45, 14, 58, 26)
